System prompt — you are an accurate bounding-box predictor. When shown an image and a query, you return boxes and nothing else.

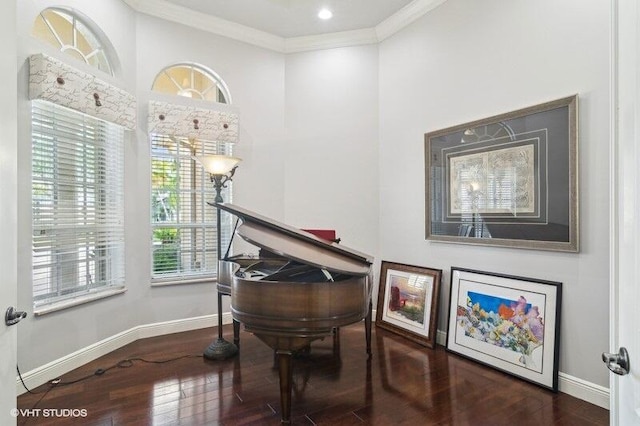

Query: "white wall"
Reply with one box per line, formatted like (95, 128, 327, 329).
(378, 0, 611, 387)
(284, 46, 379, 256)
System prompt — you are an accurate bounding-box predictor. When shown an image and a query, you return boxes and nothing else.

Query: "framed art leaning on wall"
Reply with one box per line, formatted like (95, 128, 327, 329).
(446, 267, 562, 391)
(375, 261, 442, 348)
(424, 95, 578, 252)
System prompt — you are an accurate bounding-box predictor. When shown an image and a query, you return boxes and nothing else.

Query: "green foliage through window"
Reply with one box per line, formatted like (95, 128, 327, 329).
(150, 134, 233, 281)
(152, 228, 179, 273)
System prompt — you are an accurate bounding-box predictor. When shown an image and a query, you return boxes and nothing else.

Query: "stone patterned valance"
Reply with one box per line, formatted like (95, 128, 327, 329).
(148, 100, 239, 143)
(29, 54, 136, 130)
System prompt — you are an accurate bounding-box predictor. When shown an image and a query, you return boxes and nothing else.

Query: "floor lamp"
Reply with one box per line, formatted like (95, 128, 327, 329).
(194, 154, 241, 360)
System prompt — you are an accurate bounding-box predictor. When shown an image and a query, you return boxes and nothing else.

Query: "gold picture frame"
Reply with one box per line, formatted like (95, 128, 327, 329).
(425, 95, 578, 252)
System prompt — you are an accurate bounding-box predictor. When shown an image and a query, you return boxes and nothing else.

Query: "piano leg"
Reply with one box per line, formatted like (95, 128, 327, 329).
(365, 299, 372, 356)
(276, 350, 294, 424)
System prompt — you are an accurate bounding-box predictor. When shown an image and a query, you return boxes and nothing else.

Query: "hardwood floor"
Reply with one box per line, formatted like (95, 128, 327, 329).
(17, 323, 609, 425)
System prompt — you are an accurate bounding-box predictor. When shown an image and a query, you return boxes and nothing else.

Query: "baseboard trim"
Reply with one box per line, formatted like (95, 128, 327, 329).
(558, 372, 610, 409)
(17, 316, 610, 411)
(435, 329, 608, 410)
(16, 313, 232, 395)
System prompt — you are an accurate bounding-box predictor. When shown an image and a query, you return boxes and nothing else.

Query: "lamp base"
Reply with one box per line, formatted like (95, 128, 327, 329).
(204, 337, 239, 360)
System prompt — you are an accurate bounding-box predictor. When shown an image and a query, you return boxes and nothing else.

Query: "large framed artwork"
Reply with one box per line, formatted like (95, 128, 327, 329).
(424, 95, 578, 252)
(375, 261, 442, 348)
(446, 267, 562, 391)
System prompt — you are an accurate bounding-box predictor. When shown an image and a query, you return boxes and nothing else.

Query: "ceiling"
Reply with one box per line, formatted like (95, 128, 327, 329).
(162, 0, 416, 38)
(125, 0, 446, 52)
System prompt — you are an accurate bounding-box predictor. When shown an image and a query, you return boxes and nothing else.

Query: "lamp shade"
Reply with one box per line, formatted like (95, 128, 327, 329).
(194, 154, 242, 175)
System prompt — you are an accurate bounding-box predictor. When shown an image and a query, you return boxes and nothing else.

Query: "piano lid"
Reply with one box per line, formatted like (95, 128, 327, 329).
(216, 203, 373, 276)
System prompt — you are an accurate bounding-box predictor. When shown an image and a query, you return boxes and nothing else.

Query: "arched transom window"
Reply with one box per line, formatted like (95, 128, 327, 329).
(152, 63, 230, 103)
(32, 8, 112, 75)
(150, 63, 234, 283)
(30, 8, 125, 311)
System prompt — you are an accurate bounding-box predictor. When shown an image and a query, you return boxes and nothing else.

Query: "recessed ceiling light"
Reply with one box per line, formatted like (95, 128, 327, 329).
(318, 8, 333, 20)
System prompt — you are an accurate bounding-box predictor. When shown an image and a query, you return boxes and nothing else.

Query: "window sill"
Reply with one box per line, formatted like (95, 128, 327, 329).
(34, 287, 127, 316)
(150, 276, 217, 287)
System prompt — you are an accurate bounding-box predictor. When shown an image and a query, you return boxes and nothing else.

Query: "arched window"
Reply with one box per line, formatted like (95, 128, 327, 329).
(150, 64, 235, 283)
(32, 8, 112, 75)
(30, 10, 125, 311)
(152, 63, 230, 103)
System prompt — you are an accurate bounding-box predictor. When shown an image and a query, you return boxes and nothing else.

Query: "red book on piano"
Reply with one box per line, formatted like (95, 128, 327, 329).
(302, 229, 337, 242)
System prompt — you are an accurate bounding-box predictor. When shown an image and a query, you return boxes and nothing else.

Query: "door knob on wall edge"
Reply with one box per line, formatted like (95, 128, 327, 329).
(5, 306, 27, 326)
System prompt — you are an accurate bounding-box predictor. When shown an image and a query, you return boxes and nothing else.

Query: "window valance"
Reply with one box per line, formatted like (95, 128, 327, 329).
(148, 100, 239, 143)
(29, 53, 136, 130)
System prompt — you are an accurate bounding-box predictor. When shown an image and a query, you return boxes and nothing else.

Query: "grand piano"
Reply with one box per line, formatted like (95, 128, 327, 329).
(216, 203, 374, 424)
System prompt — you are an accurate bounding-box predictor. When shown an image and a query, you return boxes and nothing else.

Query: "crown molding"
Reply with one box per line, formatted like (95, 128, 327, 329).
(123, 0, 447, 53)
(122, 0, 285, 52)
(285, 28, 378, 53)
(375, 0, 447, 41)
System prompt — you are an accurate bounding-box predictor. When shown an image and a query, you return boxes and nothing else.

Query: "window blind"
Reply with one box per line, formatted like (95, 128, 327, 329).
(150, 134, 234, 281)
(32, 100, 125, 307)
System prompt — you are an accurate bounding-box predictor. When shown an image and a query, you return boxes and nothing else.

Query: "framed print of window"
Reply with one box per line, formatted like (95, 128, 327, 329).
(424, 95, 578, 252)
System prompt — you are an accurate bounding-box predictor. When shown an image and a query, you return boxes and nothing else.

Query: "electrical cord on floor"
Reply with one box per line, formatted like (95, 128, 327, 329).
(17, 365, 60, 426)
(16, 353, 204, 423)
(18, 354, 203, 393)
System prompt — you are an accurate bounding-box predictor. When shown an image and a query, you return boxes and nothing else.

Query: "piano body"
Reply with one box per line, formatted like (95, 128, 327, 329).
(216, 203, 374, 424)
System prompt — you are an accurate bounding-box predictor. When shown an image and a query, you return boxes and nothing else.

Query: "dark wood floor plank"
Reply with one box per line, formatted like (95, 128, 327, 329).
(17, 324, 609, 425)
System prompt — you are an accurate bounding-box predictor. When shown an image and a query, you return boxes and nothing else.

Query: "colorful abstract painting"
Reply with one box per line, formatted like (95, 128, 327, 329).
(456, 291, 545, 372)
(446, 268, 561, 391)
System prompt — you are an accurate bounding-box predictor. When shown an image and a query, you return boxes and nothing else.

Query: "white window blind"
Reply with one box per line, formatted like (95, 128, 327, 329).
(32, 100, 125, 308)
(151, 134, 233, 282)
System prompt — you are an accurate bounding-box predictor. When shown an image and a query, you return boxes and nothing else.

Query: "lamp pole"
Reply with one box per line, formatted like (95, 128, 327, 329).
(193, 154, 241, 360)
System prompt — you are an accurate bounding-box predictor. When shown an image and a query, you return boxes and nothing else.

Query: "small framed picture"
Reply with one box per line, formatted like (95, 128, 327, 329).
(375, 261, 442, 348)
(446, 267, 562, 391)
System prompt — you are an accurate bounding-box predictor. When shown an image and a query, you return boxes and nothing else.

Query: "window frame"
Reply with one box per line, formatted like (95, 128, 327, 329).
(150, 134, 235, 285)
(32, 7, 113, 76)
(151, 63, 231, 103)
(31, 101, 126, 314)
(149, 63, 234, 285)
(30, 7, 126, 314)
